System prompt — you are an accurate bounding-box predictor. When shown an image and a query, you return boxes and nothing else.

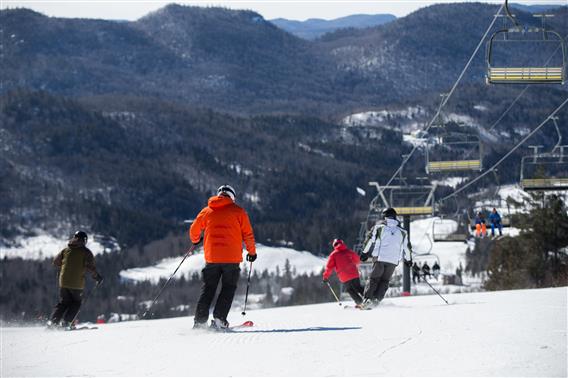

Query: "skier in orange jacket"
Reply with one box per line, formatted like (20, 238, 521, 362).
(190, 185, 256, 330)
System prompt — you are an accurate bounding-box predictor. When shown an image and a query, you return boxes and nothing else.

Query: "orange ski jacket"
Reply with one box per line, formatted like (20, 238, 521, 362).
(190, 195, 256, 263)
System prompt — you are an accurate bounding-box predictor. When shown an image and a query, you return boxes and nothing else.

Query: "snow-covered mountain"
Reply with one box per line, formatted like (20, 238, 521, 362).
(3, 287, 566, 376)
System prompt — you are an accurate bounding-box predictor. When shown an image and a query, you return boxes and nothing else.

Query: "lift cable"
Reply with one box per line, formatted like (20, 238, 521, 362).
(439, 96, 568, 203)
(381, 3, 505, 193)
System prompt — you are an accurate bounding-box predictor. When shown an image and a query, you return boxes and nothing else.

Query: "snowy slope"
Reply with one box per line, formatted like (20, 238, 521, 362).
(120, 244, 326, 283)
(3, 287, 566, 377)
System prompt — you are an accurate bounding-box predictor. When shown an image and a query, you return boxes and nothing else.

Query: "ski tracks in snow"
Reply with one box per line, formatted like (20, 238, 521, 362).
(375, 329, 423, 359)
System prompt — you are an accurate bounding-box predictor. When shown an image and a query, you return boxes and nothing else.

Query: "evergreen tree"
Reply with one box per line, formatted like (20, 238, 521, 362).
(485, 193, 568, 290)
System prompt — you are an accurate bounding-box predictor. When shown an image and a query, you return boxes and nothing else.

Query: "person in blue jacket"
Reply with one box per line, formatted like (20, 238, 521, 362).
(488, 208, 503, 237)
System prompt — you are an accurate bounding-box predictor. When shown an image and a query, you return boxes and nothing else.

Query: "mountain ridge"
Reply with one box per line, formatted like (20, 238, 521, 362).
(270, 13, 396, 40)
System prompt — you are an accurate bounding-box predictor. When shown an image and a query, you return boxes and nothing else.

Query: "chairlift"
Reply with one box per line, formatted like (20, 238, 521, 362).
(425, 122, 483, 174)
(432, 216, 470, 242)
(467, 169, 513, 228)
(486, 0, 566, 84)
(520, 145, 568, 191)
(353, 180, 436, 253)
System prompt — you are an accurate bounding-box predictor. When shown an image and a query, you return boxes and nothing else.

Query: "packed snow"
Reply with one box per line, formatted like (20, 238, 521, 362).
(2, 287, 566, 377)
(0, 232, 119, 260)
(119, 244, 326, 283)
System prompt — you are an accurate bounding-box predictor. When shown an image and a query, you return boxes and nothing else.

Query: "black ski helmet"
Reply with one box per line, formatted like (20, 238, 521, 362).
(74, 230, 88, 243)
(217, 185, 236, 201)
(382, 207, 397, 219)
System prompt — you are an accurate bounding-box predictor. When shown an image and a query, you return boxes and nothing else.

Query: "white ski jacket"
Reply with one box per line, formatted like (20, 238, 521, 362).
(362, 218, 412, 265)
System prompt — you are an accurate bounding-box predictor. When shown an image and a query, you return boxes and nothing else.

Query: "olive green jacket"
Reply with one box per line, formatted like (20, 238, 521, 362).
(53, 239, 98, 290)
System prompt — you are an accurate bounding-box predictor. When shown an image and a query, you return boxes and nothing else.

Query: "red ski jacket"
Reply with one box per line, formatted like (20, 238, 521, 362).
(323, 242, 360, 283)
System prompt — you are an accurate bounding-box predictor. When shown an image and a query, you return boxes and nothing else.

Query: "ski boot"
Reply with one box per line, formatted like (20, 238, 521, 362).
(193, 321, 208, 330)
(46, 320, 59, 330)
(210, 318, 230, 332)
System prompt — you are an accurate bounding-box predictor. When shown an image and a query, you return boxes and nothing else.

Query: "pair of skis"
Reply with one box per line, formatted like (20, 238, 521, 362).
(46, 323, 98, 331)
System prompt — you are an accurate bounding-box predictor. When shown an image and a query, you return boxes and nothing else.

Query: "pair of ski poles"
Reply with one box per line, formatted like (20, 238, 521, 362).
(326, 275, 449, 305)
(142, 244, 254, 319)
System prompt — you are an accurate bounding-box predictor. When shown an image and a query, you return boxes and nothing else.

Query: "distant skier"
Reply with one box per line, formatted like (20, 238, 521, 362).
(432, 261, 441, 280)
(412, 262, 421, 284)
(475, 211, 487, 238)
(48, 231, 103, 328)
(190, 185, 256, 330)
(323, 239, 364, 306)
(361, 208, 413, 306)
(422, 261, 432, 279)
(488, 208, 503, 237)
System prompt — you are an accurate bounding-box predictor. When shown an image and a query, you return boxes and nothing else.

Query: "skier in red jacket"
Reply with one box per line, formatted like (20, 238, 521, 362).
(323, 239, 364, 306)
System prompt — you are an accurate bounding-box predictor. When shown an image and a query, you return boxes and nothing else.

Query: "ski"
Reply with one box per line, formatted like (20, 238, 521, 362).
(207, 320, 254, 333)
(66, 325, 98, 331)
(231, 320, 254, 329)
(46, 324, 98, 331)
(343, 304, 373, 310)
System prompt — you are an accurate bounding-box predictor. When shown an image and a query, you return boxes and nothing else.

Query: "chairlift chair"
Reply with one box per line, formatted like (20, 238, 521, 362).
(432, 216, 469, 242)
(520, 145, 568, 191)
(486, 2, 566, 85)
(426, 129, 483, 174)
(354, 181, 436, 254)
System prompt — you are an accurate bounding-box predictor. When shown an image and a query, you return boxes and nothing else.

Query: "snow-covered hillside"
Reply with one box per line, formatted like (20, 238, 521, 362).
(3, 287, 566, 377)
(0, 232, 120, 260)
(119, 244, 326, 283)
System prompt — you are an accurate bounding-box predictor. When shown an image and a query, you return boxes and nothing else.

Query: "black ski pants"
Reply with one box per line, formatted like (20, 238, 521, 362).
(364, 261, 397, 302)
(50, 287, 83, 324)
(343, 278, 364, 304)
(412, 271, 421, 283)
(194, 263, 240, 324)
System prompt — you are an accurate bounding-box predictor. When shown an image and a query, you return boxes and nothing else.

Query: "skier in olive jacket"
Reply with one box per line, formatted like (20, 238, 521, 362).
(49, 231, 103, 327)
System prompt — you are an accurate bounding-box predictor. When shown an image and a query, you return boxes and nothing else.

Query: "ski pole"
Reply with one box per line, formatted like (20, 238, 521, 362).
(241, 261, 253, 316)
(142, 244, 197, 319)
(325, 281, 342, 306)
(423, 276, 449, 305)
(70, 279, 102, 326)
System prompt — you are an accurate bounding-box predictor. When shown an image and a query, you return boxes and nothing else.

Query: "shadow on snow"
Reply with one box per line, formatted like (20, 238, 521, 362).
(232, 326, 362, 334)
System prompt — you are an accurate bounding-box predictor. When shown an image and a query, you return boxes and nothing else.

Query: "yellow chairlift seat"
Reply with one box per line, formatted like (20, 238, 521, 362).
(521, 177, 568, 190)
(394, 206, 433, 216)
(427, 160, 482, 172)
(487, 66, 565, 84)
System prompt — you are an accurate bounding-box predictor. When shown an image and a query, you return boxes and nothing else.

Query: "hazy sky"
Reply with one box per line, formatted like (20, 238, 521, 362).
(1, 0, 566, 21)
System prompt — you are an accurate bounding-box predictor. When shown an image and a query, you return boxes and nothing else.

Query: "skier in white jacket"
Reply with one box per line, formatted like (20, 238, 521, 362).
(361, 208, 413, 305)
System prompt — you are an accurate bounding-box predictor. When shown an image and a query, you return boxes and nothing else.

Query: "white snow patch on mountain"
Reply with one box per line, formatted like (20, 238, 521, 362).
(402, 132, 427, 147)
(431, 176, 466, 188)
(446, 113, 478, 127)
(342, 106, 426, 127)
(119, 244, 326, 283)
(3, 287, 566, 377)
(0, 232, 119, 260)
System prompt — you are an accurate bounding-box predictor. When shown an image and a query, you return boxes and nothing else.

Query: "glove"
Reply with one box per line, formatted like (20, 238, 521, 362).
(94, 273, 104, 285)
(404, 259, 413, 268)
(360, 253, 369, 262)
(192, 238, 202, 246)
(246, 253, 257, 262)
